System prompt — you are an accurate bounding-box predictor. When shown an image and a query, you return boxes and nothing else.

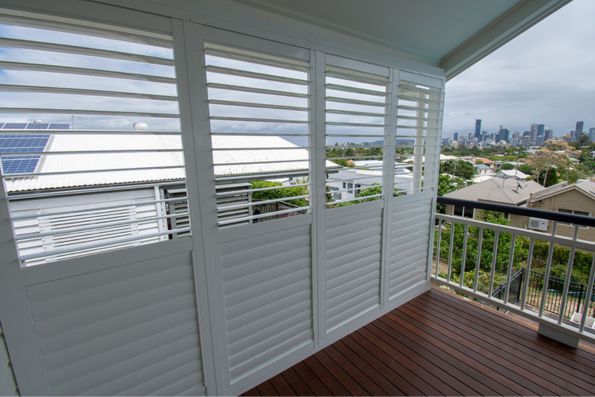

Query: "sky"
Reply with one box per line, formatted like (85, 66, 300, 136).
(442, 0, 595, 139)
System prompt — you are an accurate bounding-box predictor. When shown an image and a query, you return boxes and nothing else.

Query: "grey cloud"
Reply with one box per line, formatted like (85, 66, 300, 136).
(443, 0, 595, 137)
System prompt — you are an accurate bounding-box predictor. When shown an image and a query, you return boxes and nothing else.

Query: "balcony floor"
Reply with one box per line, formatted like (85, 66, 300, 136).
(245, 287, 595, 396)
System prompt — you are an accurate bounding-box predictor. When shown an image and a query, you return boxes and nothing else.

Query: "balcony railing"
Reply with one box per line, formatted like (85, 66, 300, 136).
(432, 197, 595, 345)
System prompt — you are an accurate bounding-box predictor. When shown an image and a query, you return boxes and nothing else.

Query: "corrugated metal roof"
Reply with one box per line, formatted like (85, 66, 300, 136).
(5, 134, 334, 192)
(445, 177, 544, 205)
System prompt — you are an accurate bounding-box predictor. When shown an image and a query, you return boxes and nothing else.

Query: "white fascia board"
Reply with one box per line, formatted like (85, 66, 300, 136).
(440, 0, 573, 80)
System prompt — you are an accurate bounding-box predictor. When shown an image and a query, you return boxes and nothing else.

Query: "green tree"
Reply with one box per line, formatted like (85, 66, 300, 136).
(441, 160, 475, 179)
(251, 180, 309, 207)
(501, 163, 515, 170)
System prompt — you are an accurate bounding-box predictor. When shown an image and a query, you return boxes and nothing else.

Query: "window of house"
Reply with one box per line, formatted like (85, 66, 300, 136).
(453, 205, 474, 218)
(558, 208, 589, 229)
(0, 11, 190, 266)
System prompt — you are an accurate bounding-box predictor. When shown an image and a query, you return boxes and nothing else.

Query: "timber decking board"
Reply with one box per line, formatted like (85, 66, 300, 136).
(245, 287, 595, 396)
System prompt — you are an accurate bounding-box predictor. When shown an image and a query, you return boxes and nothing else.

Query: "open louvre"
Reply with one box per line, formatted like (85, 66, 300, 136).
(204, 42, 313, 226)
(325, 57, 390, 206)
(395, 76, 443, 195)
(0, 9, 191, 265)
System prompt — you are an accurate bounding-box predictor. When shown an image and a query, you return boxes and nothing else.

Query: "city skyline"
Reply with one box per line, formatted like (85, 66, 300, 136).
(442, 0, 594, 138)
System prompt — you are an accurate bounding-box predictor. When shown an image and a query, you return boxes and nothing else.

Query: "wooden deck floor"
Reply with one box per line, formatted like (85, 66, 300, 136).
(245, 287, 595, 396)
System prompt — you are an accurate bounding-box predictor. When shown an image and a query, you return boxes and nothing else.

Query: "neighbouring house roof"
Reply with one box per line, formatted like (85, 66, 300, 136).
(445, 177, 544, 206)
(4, 133, 337, 192)
(329, 168, 413, 192)
(474, 164, 491, 170)
(498, 169, 530, 180)
(529, 180, 595, 202)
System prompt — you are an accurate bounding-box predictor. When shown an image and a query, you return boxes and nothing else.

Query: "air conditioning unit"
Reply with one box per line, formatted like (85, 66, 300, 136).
(528, 217, 548, 231)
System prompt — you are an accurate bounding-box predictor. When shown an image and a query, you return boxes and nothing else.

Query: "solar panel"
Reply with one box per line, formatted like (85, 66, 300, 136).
(26, 123, 50, 129)
(49, 123, 70, 129)
(0, 134, 50, 175)
(2, 123, 27, 129)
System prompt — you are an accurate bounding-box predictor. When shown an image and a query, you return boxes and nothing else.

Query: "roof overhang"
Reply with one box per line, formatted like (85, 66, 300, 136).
(233, 0, 572, 79)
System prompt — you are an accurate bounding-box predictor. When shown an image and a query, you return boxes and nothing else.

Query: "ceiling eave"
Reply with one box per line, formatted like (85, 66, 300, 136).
(440, 0, 573, 81)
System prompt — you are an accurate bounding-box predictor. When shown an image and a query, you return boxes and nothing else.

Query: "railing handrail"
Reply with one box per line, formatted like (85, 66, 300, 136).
(435, 213, 595, 251)
(437, 196, 595, 228)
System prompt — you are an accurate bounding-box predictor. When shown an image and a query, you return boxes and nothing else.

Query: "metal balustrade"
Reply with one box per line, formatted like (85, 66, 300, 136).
(432, 197, 595, 343)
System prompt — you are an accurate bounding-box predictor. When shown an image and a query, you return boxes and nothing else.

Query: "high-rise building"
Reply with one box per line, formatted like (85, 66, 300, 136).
(589, 128, 595, 143)
(530, 124, 539, 145)
(512, 131, 521, 146)
(453, 132, 459, 141)
(544, 128, 553, 141)
(497, 127, 510, 143)
(474, 119, 481, 139)
(537, 124, 545, 136)
(574, 121, 584, 141)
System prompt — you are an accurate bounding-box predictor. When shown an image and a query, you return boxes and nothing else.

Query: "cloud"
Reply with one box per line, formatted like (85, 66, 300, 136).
(443, 0, 595, 137)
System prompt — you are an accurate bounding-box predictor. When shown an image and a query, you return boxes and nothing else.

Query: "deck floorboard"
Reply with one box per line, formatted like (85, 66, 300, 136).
(245, 287, 595, 396)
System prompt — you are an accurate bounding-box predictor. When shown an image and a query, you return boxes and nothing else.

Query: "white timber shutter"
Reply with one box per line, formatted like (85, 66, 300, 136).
(0, 9, 208, 396)
(0, 10, 191, 266)
(323, 56, 389, 334)
(201, 32, 314, 393)
(389, 71, 444, 300)
(204, 42, 311, 227)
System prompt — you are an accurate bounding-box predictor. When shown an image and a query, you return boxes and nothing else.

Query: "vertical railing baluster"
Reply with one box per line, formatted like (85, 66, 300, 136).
(435, 219, 442, 277)
(447, 221, 455, 282)
(488, 231, 499, 298)
(539, 222, 558, 317)
(473, 227, 483, 292)
(459, 224, 469, 287)
(579, 255, 595, 333)
(558, 226, 579, 324)
(503, 234, 516, 304)
(520, 239, 535, 311)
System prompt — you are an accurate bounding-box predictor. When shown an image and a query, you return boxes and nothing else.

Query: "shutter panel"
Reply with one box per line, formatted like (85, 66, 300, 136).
(323, 56, 388, 333)
(390, 72, 444, 301)
(0, 9, 190, 266)
(325, 56, 389, 206)
(203, 42, 312, 227)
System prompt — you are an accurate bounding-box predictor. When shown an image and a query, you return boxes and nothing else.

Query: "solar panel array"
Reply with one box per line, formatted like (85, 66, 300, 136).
(0, 132, 51, 174)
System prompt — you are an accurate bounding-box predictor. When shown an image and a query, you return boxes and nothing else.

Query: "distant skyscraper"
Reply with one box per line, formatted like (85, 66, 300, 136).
(512, 131, 521, 146)
(589, 128, 595, 143)
(537, 124, 545, 136)
(497, 127, 510, 143)
(453, 132, 459, 141)
(574, 121, 584, 141)
(475, 119, 481, 139)
(530, 124, 539, 145)
(544, 128, 553, 141)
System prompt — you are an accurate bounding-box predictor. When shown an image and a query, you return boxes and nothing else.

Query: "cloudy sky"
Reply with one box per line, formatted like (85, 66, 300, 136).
(442, 0, 595, 139)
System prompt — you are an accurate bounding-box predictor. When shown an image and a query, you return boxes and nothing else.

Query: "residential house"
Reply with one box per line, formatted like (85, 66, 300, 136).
(528, 180, 595, 241)
(444, 177, 544, 227)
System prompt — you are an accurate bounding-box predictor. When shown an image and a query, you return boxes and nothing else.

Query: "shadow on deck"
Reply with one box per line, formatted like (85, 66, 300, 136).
(245, 287, 595, 396)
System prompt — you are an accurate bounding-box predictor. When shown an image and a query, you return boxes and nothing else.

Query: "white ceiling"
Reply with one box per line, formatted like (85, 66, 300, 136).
(234, 0, 519, 64)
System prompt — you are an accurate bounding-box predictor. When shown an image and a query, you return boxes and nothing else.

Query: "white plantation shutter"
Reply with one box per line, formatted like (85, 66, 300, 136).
(323, 56, 389, 335)
(0, 10, 191, 265)
(389, 71, 444, 301)
(0, 10, 209, 397)
(395, 72, 443, 195)
(204, 42, 312, 227)
(325, 56, 389, 205)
